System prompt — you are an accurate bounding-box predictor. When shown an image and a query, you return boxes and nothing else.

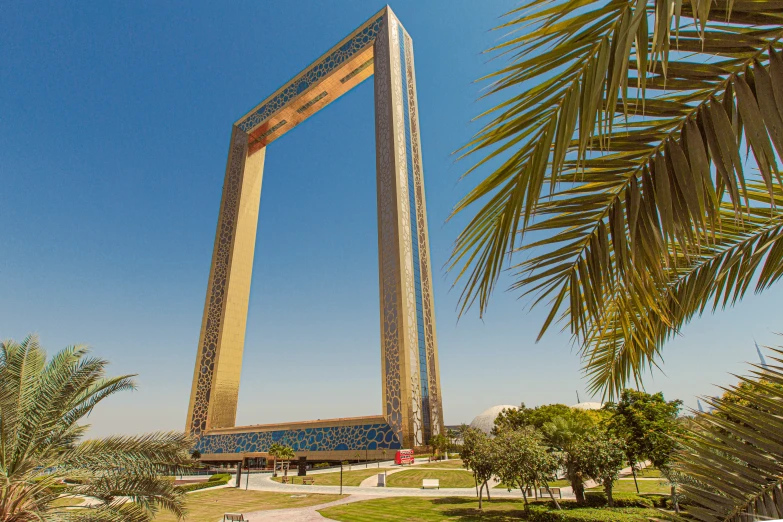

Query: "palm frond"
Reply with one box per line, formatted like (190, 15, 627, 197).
(0, 336, 192, 521)
(451, 0, 783, 396)
(674, 344, 783, 521)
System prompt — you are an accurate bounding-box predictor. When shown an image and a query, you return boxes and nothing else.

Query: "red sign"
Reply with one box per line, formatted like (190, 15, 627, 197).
(395, 449, 414, 465)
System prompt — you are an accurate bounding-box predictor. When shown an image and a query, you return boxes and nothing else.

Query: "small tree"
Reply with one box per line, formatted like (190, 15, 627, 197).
(460, 426, 498, 509)
(495, 427, 561, 513)
(268, 443, 283, 477)
(576, 431, 626, 506)
(541, 414, 593, 504)
(430, 434, 448, 459)
(278, 445, 295, 478)
(605, 389, 682, 493)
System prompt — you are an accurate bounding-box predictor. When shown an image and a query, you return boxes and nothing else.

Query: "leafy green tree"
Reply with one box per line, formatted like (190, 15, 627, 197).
(605, 389, 682, 493)
(450, 0, 783, 399)
(541, 415, 594, 504)
(495, 427, 561, 512)
(445, 428, 458, 455)
(0, 335, 193, 522)
(574, 431, 626, 507)
(459, 426, 498, 509)
(493, 403, 573, 433)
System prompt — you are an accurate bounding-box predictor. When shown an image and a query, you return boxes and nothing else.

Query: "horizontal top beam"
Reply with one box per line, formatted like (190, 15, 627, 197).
(235, 6, 397, 152)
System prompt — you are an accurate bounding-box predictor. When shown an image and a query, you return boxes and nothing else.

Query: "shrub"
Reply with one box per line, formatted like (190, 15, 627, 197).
(583, 491, 653, 508)
(178, 477, 230, 492)
(526, 505, 667, 521)
(314, 462, 331, 469)
(209, 473, 231, 482)
(642, 494, 667, 508)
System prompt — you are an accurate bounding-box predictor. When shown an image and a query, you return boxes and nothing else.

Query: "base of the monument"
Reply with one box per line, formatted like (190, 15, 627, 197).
(194, 415, 404, 462)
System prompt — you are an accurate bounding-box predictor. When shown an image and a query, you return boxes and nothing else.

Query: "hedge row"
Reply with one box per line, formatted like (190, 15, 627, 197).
(583, 492, 653, 508)
(177, 477, 230, 492)
(526, 506, 670, 522)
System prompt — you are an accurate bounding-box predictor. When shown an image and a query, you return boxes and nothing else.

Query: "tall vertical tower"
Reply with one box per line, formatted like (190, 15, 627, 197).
(187, 7, 443, 460)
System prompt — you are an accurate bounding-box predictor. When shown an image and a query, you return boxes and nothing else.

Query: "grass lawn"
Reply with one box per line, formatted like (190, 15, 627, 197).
(589, 478, 671, 495)
(386, 470, 476, 489)
(272, 468, 392, 487)
(416, 459, 465, 469)
(319, 496, 672, 521)
(151, 489, 343, 522)
(636, 467, 664, 478)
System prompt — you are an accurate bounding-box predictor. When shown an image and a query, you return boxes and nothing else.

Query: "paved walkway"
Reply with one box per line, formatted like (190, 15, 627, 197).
(226, 460, 653, 520)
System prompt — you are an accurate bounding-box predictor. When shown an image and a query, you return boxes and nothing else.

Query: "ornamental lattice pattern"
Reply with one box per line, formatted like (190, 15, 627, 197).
(391, 18, 423, 447)
(189, 128, 249, 435)
(237, 16, 385, 133)
(196, 422, 402, 455)
(374, 19, 404, 441)
(404, 32, 442, 436)
(188, 7, 443, 454)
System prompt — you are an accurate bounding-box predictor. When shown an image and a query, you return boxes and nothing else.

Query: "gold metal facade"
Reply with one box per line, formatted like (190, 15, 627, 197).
(187, 6, 443, 455)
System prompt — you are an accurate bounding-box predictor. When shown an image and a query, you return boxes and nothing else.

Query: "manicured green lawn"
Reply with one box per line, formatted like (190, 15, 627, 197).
(151, 489, 343, 521)
(636, 467, 664, 478)
(272, 468, 392, 486)
(589, 479, 671, 495)
(416, 459, 465, 469)
(319, 496, 672, 521)
(386, 469, 477, 489)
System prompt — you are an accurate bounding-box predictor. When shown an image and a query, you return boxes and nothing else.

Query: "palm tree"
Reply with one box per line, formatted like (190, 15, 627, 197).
(0, 335, 193, 522)
(674, 344, 783, 520)
(278, 446, 295, 479)
(541, 415, 592, 504)
(268, 443, 283, 477)
(450, 0, 783, 398)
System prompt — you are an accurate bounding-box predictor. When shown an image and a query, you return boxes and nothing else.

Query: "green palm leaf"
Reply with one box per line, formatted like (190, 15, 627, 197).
(0, 335, 194, 521)
(451, 0, 783, 397)
(674, 344, 783, 520)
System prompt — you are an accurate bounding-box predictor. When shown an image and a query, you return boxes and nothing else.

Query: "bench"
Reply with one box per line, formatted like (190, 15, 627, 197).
(422, 479, 440, 490)
(302, 477, 315, 485)
(223, 514, 246, 521)
(280, 476, 291, 484)
(539, 487, 562, 499)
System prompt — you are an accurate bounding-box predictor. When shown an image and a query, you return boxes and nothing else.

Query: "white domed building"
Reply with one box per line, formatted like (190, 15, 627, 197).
(571, 402, 603, 411)
(469, 405, 517, 435)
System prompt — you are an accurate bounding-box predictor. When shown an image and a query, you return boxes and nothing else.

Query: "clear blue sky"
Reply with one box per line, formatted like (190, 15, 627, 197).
(2, 1, 781, 438)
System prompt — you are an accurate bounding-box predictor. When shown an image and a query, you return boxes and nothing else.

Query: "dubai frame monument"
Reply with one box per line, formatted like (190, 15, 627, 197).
(187, 7, 444, 462)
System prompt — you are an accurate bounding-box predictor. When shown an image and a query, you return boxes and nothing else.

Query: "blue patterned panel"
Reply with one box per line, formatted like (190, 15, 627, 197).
(195, 422, 402, 455)
(236, 16, 385, 133)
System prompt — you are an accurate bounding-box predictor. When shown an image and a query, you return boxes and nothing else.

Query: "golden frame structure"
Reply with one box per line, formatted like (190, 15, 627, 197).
(187, 6, 444, 461)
